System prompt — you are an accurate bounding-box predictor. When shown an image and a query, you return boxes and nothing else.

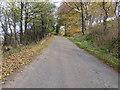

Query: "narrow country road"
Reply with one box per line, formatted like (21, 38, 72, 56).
(3, 36, 118, 88)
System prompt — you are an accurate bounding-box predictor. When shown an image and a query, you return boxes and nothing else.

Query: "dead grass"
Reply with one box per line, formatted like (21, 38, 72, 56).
(1, 36, 55, 81)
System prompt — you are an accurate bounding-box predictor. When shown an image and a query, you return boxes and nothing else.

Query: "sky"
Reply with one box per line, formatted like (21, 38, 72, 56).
(54, 2, 61, 8)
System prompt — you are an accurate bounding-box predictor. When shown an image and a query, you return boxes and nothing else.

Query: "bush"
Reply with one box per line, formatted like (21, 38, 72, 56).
(17, 44, 24, 47)
(3, 46, 13, 52)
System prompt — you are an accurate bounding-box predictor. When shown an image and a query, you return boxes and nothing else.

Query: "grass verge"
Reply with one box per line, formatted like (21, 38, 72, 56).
(67, 37, 120, 72)
(1, 36, 55, 81)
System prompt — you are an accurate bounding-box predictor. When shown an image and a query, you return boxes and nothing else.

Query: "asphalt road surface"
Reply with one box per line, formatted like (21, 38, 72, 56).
(3, 36, 118, 88)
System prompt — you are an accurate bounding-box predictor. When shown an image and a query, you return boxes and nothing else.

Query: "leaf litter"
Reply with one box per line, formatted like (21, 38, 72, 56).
(1, 36, 55, 81)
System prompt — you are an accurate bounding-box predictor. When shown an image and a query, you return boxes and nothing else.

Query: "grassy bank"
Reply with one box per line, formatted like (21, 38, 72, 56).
(1, 36, 55, 81)
(67, 37, 120, 71)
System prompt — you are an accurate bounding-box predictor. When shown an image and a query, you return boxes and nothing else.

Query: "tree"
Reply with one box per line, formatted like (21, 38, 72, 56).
(0, 1, 55, 49)
(20, 1, 24, 44)
(102, 1, 112, 33)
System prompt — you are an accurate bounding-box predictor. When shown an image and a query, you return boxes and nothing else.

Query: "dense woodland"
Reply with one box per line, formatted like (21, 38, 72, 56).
(0, 2, 55, 50)
(57, 2, 119, 59)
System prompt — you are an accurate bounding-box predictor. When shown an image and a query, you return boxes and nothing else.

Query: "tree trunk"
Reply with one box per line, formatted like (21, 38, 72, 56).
(81, 2, 85, 35)
(25, 3, 28, 32)
(102, 2, 109, 34)
(13, 22, 17, 47)
(118, 15, 120, 58)
(103, 11, 108, 33)
(64, 23, 67, 36)
(3, 22, 8, 46)
(20, 2, 24, 44)
(41, 14, 45, 39)
(1, 12, 9, 46)
(24, 3, 28, 44)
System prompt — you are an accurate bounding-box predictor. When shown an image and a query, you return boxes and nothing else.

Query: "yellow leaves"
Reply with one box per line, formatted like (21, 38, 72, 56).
(2, 36, 55, 81)
(2, 77, 7, 81)
(6, 73, 10, 76)
(67, 27, 80, 36)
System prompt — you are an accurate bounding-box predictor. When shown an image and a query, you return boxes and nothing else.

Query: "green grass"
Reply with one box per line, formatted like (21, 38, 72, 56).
(0, 50, 2, 58)
(67, 37, 120, 70)
(3, 46, 26, 57)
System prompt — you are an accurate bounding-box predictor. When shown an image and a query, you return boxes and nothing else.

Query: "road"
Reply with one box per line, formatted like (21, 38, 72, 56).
(3, 36, 118, 88)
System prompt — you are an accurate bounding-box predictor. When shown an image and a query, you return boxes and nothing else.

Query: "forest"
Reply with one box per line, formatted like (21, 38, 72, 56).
(0, 2, 55, 49)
